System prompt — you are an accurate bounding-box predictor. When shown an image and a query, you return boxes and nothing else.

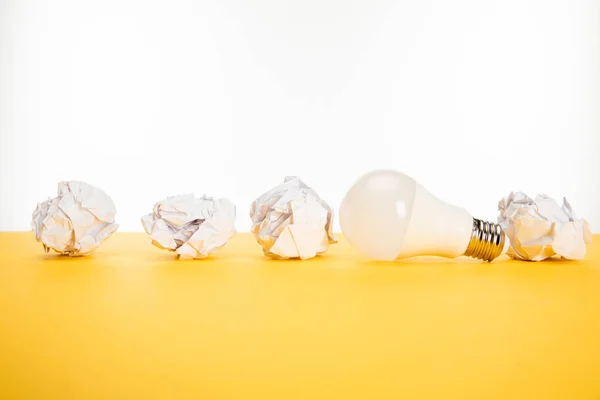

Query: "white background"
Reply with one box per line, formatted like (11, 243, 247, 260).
(1, 0, 599, 232)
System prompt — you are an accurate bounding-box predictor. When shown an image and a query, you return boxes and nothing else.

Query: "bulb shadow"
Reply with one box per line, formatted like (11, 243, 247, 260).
(357, 253, 590, 268)
(358, 255, 514, 268)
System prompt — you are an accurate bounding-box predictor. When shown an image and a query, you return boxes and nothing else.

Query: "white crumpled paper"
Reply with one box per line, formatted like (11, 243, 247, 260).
(31, 181, 119, 256)
(498, 192, 592, 261)
(141, 194, 236, 259)
(250, 176, 337, 259)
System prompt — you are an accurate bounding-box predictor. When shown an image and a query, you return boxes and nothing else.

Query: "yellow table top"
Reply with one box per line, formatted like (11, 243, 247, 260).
(0, 232, 599, 399)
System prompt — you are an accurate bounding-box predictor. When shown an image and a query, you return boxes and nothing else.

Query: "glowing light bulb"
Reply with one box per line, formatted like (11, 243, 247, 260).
(339, 170, 505, 261)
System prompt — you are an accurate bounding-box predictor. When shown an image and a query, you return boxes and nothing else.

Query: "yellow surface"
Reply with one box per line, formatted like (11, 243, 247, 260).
(0, 232, 599, 399)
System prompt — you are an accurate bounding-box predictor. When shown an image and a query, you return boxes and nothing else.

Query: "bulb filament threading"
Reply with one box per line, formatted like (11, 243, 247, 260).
(464, 218, 505, 261)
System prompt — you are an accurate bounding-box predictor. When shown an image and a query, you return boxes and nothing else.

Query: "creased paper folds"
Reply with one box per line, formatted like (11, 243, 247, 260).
(250, 176, 336, 259)
(141, 194, 236, 259)
(498, 192, 592, 261)
(31, 181, 119, 256)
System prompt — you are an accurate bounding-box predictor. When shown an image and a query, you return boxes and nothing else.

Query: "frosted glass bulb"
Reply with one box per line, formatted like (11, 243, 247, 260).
(339, 170, 505, 261)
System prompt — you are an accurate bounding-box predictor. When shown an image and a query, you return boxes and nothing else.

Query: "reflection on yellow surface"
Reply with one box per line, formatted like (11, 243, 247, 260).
(0, 233, 598, 399)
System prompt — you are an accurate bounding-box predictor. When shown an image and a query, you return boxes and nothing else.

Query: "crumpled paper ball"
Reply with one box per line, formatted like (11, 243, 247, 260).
(498, 192, 592, 261)
(250, 176, 337, 259)
(141, 194, 236, 259)
(31, 181, 119, 256)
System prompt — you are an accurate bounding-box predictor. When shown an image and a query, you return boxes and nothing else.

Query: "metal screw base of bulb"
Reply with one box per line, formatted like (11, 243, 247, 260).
(464, 218, 505, 262)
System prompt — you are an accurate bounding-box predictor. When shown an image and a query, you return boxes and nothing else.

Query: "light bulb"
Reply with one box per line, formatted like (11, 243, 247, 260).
(339, 170, 505, 261)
